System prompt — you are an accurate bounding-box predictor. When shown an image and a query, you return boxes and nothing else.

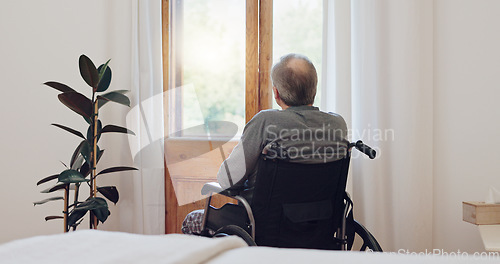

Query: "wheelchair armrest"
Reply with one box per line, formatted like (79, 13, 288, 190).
(201, 182, 244, 197)
(201, 182, 224, 195)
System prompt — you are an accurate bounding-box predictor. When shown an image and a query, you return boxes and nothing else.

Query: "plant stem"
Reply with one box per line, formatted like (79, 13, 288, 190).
(91, 93, 98, 228)
(89, 91, 99, 229)
(89, 93, 94, 229)
(72, 183, 80, 231)
(64, 184, 69, 232)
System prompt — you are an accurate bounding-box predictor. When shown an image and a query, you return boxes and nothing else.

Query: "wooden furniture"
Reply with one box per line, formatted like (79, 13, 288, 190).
(165, 139, 238, 233)
(463, 202, 500, 225)
(478, 225, 500, 252)
(463, 201, 500, 252)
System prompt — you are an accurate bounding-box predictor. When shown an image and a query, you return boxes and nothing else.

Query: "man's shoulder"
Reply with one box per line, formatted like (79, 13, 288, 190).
(254, 108, 344, 120)
(258, 109, 281, 115)
(242, 109, 280, 129)
(323, 111, 345, 121)
(252, 109, 281, 120)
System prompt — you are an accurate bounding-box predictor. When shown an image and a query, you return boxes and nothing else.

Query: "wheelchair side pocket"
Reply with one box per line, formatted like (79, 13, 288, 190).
(282, 199, 332, 224)
(278, 199, 334, 249)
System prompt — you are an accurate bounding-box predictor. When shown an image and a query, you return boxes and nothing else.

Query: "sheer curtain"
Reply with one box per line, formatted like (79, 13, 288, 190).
(123, 0, 165, 234)
(323, 0, 433, 251)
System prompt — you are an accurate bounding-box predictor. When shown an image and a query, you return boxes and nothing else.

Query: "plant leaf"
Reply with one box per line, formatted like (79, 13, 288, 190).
(97, 90, 130, 108)
(60, 161, 68, 169)
(111, 89, 130, 94)
(80, 140, 101, 166)
(80, 141, 91, 165)
(43, 81, 76, 93)
(97, 166, 138, 176)
(70, 141, 86, 169)
(80, 162, 90, 178)
(97, 149, 104, 164)
(69, 198, 98, 226)
(79, 54, 99, 90)
(73, 197, 108, 224)
(91, 197, 110, 223)
(45, 216, 64, 221)
(94, 207, 110, 224)
(86, 120, 102, 144)
(71, 155, 85, 171)
(72, 218, 85, 229)
(67, 209, 87, 227)
(73, 198, 102, 211)
(58, 169, 87, 184)
(97, 92, 130, 108)
(51, 123, 85, 139)
(58, 92, 92, 120)
(97, 186, 119, 204)
(36, 174, 59, 186)
(41, 184, 67, 193)
(33, 197, 64, 206)
(101, 125, 135, 136)
(97, 64, 112, 92)
(98, 59, 111, 77)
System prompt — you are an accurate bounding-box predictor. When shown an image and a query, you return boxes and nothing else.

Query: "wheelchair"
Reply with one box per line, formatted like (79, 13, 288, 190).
(197, 140, 382, 251)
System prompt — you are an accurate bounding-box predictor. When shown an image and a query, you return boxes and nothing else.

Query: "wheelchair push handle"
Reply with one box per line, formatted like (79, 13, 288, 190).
(349, 140, 376, 159)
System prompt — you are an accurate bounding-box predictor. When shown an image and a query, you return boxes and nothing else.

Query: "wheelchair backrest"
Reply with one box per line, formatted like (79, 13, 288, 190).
(250, 156, 350, 249)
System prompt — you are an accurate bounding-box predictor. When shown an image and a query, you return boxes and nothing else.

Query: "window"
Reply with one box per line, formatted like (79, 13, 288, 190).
(165, 0, 324, 137)
(168, 0, 246, 137)
(162, 0, 324, 233)
(272, 0, 323, 107)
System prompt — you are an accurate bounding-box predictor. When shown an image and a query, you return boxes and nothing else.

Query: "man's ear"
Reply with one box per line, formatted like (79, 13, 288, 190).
(273, 86, 280, 101)
(273, 86, 289, 110)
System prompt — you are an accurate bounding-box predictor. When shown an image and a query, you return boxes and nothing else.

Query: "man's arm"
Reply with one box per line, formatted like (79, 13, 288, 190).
(217, 113, 265, 189)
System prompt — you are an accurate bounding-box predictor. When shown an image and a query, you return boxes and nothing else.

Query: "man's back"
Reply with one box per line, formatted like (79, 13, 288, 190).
(217, 106, 348, 189)
(257, 105, 348, 163)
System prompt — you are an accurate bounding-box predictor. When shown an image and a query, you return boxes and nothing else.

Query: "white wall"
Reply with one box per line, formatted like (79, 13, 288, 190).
(0, 0, 133, 244)
(433, 0, 500, 252)
(2, 0, 500, 252)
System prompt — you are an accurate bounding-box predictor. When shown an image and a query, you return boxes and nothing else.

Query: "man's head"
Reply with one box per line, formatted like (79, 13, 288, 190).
(271, 53, 317, 108)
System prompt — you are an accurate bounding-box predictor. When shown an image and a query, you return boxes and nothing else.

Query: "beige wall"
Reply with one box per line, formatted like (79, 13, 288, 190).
(0, 0, 133, 243)
(433, 0, 500, 252)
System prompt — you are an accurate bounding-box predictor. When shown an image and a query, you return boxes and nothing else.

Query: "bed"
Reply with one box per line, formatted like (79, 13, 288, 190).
(0, 230, 498, 264)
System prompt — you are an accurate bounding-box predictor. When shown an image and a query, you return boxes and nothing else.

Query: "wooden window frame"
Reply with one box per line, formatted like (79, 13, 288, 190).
(161, 0, 273, 233)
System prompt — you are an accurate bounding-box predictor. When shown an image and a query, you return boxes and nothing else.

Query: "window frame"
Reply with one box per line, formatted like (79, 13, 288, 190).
(163, 0, 273, 134)
(161, 0, 274, 233)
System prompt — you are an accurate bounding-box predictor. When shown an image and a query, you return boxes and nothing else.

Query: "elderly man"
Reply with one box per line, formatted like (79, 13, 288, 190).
(182, 53, 348, 234)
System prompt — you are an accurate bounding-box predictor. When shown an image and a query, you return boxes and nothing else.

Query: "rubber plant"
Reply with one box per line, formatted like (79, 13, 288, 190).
(34, 54, 137, 232)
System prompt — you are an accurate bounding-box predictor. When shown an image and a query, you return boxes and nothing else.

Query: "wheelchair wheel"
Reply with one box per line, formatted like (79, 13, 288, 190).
(348, 220, 383, 252)
(214, 225, 257, 246)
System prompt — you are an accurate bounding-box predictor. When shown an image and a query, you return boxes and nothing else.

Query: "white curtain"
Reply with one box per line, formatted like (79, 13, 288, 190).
(323, 0, 433, 251)
(122, 0, 165, 234)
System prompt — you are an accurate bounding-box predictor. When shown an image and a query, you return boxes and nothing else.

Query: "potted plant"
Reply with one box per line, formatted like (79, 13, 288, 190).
(34, 54, 137, 232)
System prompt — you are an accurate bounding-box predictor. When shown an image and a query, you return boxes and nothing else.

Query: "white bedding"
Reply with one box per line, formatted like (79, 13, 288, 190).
(0, 230, 246, 264)
(1, 230, 499, 264)
(207, 246, 500, 264)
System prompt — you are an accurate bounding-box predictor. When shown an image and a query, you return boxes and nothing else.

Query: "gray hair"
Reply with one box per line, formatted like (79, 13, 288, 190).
(270, 53, 317, 106)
